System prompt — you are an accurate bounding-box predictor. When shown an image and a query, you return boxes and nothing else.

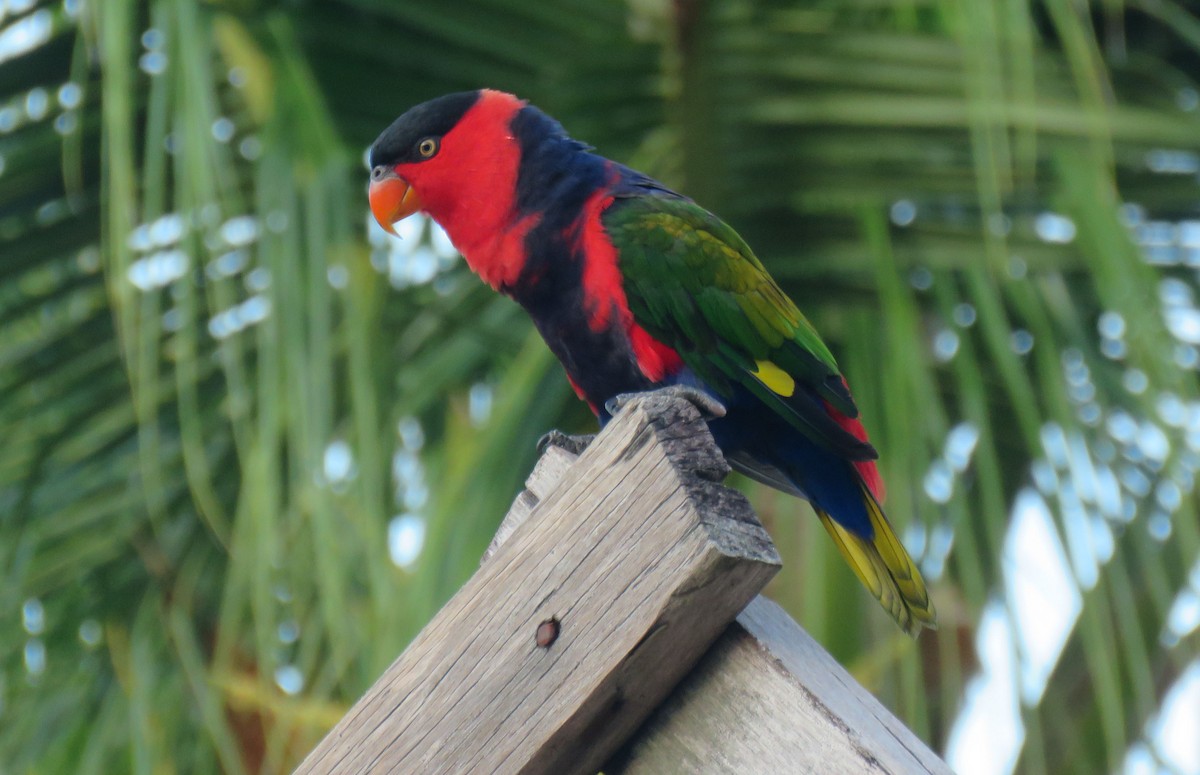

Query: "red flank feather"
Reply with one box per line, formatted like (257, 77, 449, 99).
(577, 187, 683, 383)
(577, 189, 622, 331)
(627, 323, 684, 383)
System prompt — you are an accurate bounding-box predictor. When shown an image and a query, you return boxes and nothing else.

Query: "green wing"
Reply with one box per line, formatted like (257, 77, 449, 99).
(604, 193, 876, 461)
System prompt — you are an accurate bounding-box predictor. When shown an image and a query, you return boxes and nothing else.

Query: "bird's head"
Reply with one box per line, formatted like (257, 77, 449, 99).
(367, 89, 526, 238)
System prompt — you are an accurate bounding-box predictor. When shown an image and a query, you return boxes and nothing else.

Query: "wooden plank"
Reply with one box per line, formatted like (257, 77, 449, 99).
(607, 596, 953, 775)
(483, 444, 577, 562)
(294, 393, 781, 775)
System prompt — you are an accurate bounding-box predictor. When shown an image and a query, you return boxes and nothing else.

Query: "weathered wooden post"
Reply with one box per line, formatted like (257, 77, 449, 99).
(608, 597, 950, 773)
(294, 393, 951, 775)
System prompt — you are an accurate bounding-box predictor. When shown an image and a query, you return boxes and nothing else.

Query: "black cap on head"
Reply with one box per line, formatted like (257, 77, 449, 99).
(369, 91, 482, 168)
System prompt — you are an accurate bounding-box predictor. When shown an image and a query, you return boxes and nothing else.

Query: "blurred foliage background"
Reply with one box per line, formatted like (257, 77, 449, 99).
(2, 0, 1200, 772)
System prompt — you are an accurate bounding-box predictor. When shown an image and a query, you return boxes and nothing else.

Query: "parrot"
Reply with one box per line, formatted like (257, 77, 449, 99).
(367, 89, 936, 635)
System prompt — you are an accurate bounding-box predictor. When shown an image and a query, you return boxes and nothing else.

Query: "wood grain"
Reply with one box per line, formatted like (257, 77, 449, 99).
(607, 596, 953, 774)
(293, 393, 780, 774)
(483, 443, 577, 563)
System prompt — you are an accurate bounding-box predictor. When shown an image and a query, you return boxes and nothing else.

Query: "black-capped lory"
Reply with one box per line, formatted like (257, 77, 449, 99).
(368, 90, 936, 635)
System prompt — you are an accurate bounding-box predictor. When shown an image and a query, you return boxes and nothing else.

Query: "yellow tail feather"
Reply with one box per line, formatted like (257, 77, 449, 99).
(816, 485, 937, 636)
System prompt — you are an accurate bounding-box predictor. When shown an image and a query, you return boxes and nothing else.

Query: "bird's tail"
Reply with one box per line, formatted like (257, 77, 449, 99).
(815, 483, 937, 636)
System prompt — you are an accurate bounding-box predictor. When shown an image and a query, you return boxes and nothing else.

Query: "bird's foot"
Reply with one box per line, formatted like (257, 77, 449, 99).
(536, 429, 596, 456)
(604, 385, 727, 421)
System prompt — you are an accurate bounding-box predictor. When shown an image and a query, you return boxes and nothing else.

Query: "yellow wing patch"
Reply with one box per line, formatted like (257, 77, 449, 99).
(815, 486, 937, 636)
(752, 360, 795, 397)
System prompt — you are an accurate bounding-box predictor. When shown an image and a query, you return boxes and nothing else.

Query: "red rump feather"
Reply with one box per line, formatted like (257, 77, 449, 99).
(823, 385, 885, 503)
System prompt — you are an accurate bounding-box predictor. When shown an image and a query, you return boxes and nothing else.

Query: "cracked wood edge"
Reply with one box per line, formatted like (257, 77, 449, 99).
(483, 444, 577, 563)
(293, 393, 781, 775)
(607, 596, 953, 775)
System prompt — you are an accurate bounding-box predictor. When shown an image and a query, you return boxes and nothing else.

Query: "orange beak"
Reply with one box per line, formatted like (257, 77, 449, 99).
(369, 170, 422, 235)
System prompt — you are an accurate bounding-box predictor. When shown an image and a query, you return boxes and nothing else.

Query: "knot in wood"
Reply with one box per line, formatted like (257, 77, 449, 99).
(535, 617, 560, 648)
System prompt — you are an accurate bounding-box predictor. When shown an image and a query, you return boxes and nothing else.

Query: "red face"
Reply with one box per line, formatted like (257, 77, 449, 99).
(368, 90, 525, 241)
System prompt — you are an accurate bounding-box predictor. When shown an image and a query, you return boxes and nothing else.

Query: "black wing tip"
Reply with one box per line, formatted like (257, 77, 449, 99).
(822, 374, 859, 417)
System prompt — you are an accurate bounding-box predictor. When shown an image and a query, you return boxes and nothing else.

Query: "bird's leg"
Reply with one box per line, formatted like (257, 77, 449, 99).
(536, 429, 596, 456)
(605, 385, 727, 421)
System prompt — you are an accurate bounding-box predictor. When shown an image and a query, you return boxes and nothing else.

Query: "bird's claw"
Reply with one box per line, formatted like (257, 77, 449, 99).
(536, 429, 595, 456)
(604, 385, 727, 421)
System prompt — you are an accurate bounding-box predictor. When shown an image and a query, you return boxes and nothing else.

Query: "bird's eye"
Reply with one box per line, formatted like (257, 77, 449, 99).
(417, 137, 439, 158)
(371, 165, 386, 181)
